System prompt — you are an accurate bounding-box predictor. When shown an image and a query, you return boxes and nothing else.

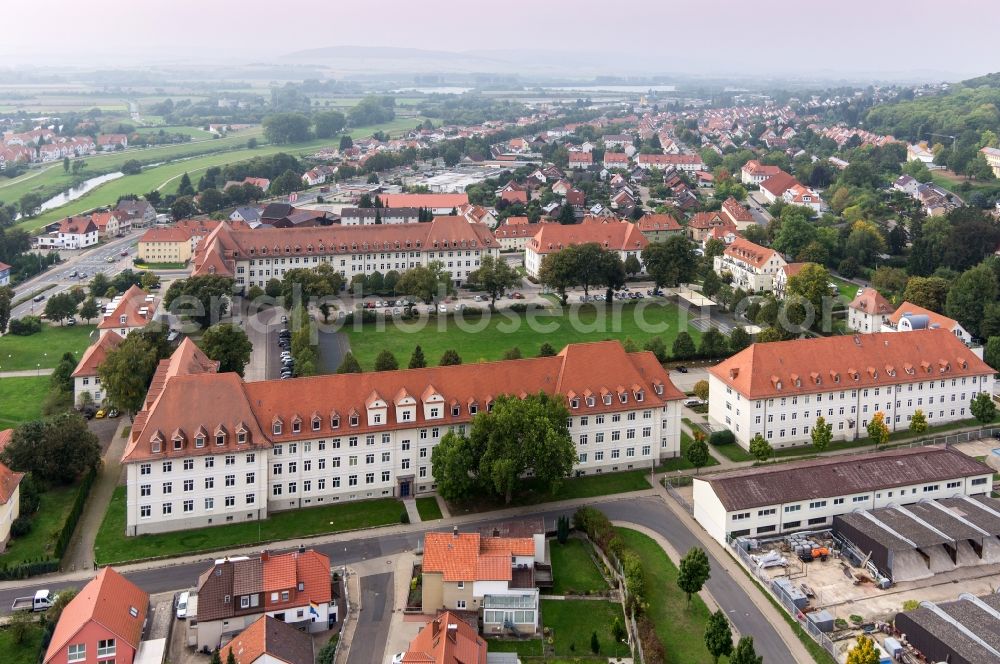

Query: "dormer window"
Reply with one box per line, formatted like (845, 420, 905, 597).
(571, 398, 580, 409)
(151, 441, 161, 453)
(273, 421, 283, 435)
(120, 315, 127, 324)
(603, 395, 612, 406)
(350, 414, 359, 427)
(173, 437, 183, 451)
(451, 405, 460, 417)
(619, 392, 628, 404)
(587, 396, 596, 406)
(470, 404, 478, 415)
(331, 415, 340, 429)
(312, 417, 322, 431)
(653, 385, 663, 396)
(195, 435, 206, 448)
(237, 431, 247, 444)
(635, 390, 644, 402)
(292, 420, 301, 434)
(216, 434, 225, 446)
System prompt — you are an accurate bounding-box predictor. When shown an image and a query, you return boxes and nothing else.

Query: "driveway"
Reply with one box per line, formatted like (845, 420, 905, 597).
(345, 572, 394, 664)
(244, 307, 283, 382)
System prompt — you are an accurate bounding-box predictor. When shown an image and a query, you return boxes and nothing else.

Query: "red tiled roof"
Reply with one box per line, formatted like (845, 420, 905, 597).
(97, 285, 159, 331)
(72, 330, 121, 378)
(637, 213, 681, 232)
(402, 611, 487, 664)
(888, 302, 961, 331)
(848, 288, 892, 315)
(0, 261, 10, 272)
(423, 532, 533, 582)
(140, 227, 189, 243)
(0, 458, 23, 504)
(721, 197, 753, 223)
(59, 216, 97, 235)
(722, 237, 777, 269)
(637, 154, 704, 166)
(222, 616, 314, 664)
(528, 220, 647, 254)
(741, 160, 782, 177)
(710, 329, 992, 400)
(44, 568, 148, 664)
(0, 429, 11, 453)
(568, 152, 593, 163)
(759, 172, 800, 197)
(381, 193, 469, 209)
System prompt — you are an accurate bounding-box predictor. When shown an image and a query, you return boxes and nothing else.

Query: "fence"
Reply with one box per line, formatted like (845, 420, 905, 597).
(585, 534, 644, 664)
(728, 539, 838, 658)
(331, 569, 351, 664)
(662, 475, 694, 514)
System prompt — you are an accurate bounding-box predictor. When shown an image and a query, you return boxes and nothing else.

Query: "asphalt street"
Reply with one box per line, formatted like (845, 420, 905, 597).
(10, 232, 141, 319)
(0, 497, 794, 662)
(346, 572, 394, 664)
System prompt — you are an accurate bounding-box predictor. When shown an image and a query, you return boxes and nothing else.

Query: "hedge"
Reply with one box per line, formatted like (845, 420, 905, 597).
(708, 430, 735, 446)
(55, 466, 97, 558)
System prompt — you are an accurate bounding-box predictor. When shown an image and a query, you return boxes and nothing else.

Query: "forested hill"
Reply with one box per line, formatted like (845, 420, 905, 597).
(863, 74, 1000, 142)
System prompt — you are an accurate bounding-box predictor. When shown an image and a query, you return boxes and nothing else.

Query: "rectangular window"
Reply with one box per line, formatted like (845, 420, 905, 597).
(68, 644, 86, 662)
(140, 505, 151, 518)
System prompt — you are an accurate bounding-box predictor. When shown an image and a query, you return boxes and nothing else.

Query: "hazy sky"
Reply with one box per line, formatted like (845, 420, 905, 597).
(2, 0, 998, 79)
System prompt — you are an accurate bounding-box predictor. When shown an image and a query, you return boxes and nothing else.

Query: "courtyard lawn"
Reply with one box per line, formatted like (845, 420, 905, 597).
(830, 277, 859, 301)
(548, 538, 608, 595)
(94, 487, 401, 564)
(0, 376, 49, 427)
(0, 324, 95, 371)
(447, 470, 650, 515)
(0, 622, 45, 664)
(541, 598, 628, 658)
(415, 496, 443, 521)
(614, 528, 721, 664)
(658, 431, 720, 473)
(484, 638, 543, 657)
(341, 302, 701, 371)
(0, 483, 78, 565)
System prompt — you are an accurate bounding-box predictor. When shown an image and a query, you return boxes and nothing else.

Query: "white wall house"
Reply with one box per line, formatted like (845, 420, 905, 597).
(36, 217, 98, 250)
(524, 221, 648, 279)
(883, 302, 972, 345)
(693, 446, 994, 544)
(713, 238, 787, 293)
(708, 330, 994, 451)
(847, 288, 894, 333)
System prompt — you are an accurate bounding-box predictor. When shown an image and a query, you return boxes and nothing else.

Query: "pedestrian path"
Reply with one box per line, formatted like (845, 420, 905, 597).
(0, 368, 54, 378)
(403, 498, 420, 524)
(434, 494, 451, 518)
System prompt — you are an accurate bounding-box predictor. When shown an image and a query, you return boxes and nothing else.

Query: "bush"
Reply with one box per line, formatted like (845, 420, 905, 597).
(400, 511, 410, 524)
(509, 303, 528, 313)
(708, 430, 735, 446)
(9, 316, 42, 336)
(902, 599, 920, 612)
(849, 614, 864, 624)
(55, 467, 97, 558)
(10, 516, 32, 538)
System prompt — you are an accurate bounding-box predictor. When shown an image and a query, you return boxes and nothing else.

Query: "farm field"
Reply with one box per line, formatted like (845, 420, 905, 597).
(341, 302, 702, 371)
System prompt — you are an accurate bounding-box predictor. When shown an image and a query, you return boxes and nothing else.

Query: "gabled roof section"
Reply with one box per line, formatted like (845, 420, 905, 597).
(528, 220, 647, 254)
(889, 301, 961, 331)
(45, 567, 148, 663)
(222, 615, 314, 664)
(402, 611, 487, 664)
(72, 330, 122, 378)
(849, 287, 893, 315)
(97, 285, 159, 330)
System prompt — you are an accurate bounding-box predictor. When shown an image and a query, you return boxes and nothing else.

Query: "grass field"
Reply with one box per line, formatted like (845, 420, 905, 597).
(0, 376, 50, 426)
(830, 276, 859, 301)
(341, 302, 701, 371)
(415, 496, 443, 521)
(448, 470, 650, 515)
(659, 431, 721, 473)
(0, 483, 78, 565)
(485, 638, 544, 657)
(614, 528, 721, 664)
(15, 117, 425, 232)
(542, 598, 627, 658)
(548, 538, 608, 595)
(0, 324, 95, 371)
(94, 487, 402, 564)
(0, 622, 44, 664)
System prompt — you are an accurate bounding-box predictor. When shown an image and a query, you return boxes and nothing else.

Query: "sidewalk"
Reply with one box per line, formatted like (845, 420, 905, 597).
(0, 368, 54, 378)
(60, 418, 129, 572)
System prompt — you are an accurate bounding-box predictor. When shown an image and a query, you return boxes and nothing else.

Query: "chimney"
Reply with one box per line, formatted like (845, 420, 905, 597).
(261, 550, 269, 562)
(452, 525, 459, 538)
(298, 544, 305, 554)
(432, 619, 441, 638)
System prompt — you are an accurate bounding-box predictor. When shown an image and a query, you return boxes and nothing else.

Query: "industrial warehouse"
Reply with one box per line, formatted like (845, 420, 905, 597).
(893, 592, 1000, 664)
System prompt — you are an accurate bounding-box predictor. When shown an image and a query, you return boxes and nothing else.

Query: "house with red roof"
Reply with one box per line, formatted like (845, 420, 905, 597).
(193, 549, 333, 651)
(221, 615, 314, 664)
(713, 237, 787, 293)
(44, 567, 148, 664)
(847, 288, 894, 334)
(687, 211, 737, 243)
(603, 152, 629, 170)
(568, 151, 592, 170)
(90, 211, 127, 238)
(782, 183, 825, 214)
(402, 611, 487, 664)
(422, 528, 545, 634)
(97, 134, 128, 151)
(380, 193, 469, 215)
(500, 189, 528, 205)
(0, 260, 10, 287)
(883, 302, 972, 344)
(636, 213, 683, 243)
(524, 220, 648, 278)
(740, 160, 783, 185)
(0, 429, 24, 551)
(720, 197, 756, 231)
(759, 172, 801, 204)
(36, 217, 98, 250)
(97, 285, 159, 339)
(73, 331, 123, 406)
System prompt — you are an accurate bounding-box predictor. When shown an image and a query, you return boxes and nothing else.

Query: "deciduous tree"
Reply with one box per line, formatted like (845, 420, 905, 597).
(672, 332, 696, 360)
(909, 409, 928, 433)
(846, 635, 880, 664)
(44, 292, 77, 324)
(98, 334, 159, 416)
(729, 636, 763, 664)
(642, 235, 697, 288)
(396, 262, 454, 304)
(199, 323, 253, 376)
(467, 255, 519, 309)
(971, 392, 996, 424)
(704, 610, 734, 664)
(749, 433, 773, 462)
(677, 547, 711, 606)
(1, 412, 100, 484)
(78, 297, 100, 323)
(686, 433, 710, 473)
(811, 415, 833, 452)
(867, 411, 890, 447)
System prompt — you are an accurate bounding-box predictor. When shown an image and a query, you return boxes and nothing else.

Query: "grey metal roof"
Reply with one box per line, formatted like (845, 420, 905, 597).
(705, 447, 991, 512)
(835, 497, 1000, 551)
(938, 496, 1000, 533)
(898, 593, 1000, 664)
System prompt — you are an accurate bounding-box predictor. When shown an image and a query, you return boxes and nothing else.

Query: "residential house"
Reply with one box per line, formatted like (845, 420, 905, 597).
(550, 179, 572, 197)
(565, 188, 586, 207)
(636, 213, 683, 243)
(97, 134, 128, 151)
(230, 206, 263, 226)
(192, 549, 333, 651)
(759, 172, 801, 204)
(43, 567, 149, 664)
(193, 216, 498, 290)
(713, 237, 787, 293)
(221, 615, 314, 664)
(707, 329, 993, 450)
(907, 142, 935, 164)
(720, 197, 756, 231)
(137, 227, 192, 264)
(36, 217, 99, 250)
(340, 207, 420, 225)
(693, 446, 994, 544)
(120, 339, 683, 536)
(893, 175, 920, 197)
(981, 147, 1000, 179)
(568, 152, 593, 170)
(72, 332, 123, 406)
(602, 134, 632, 149)
(0, 261, 10, 286)
(740, 160, 782, 185)
(0, 429, 24, 552)
(782, 184, 825, 214)
(847, 288, 893, 333)
(500, 189, 528, 205)
(301, 169, 326, 187)
(90, 211, 126, 238)
(401, 611, 487, 664)
(603, 153, 629, 170)
(611, 189, 635, 210)
(773, 262, 807, 299)
(260, 203, 328, 229)
(688, 211, 736, 243)
(422, 528, 544, 634)
(884, 302, 972, 344)
(457, 204, 498, 229)
(494, 221, 546, 251)
(116, 199, 156, 228)
(380, 194, 469, 215)
(525, 220, 648, 278)
(97, 285, 160, 338)
(636, 154, 705, 172)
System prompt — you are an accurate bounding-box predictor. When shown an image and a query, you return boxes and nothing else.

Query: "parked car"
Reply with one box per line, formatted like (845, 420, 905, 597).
(676, 366, 688, 373)
(32, 294, 45, 303)
(95, 409, 106, 419)
(684, 398, 706, 407)
(438, 304, 447, 313)
(474, 295, 483, 302)
(107, 408, 120, 418)
(175, 591, 190, 620)
(66, 318, 77, 326)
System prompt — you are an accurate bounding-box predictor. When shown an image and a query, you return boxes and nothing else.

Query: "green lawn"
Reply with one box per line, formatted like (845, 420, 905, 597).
(0, 483, 78, 565)
(614, 528, 721, 664)
(0, 622, 44, 664)
(94, 487, 401, 564)
(549, 538, 608, 595)
(830, 277, 859, 301)
(711, 443, 753, 463)
(341, 302, 701, 371)
(447, 471, 650, 515)
(658, 431, 720, 473)
(0, 325, 95, 371)
(0, 376, 50, 427)
(133, 261, 188, 270)
(541, 598, 628, 658)
(485, 638, 543, 656)
(415, 496, 443, 521)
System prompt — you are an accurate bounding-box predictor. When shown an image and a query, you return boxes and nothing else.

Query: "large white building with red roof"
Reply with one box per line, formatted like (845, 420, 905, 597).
(192, 216, 498, 290)
(121, 340, 683, 535)
(707, 330, 994, 450)
(524, 220, 648, 278)
(36, 217, 98, 250)
(97, 285, 160, 339)
(72, 331, 123, 406)
(713, 237, 787, 293)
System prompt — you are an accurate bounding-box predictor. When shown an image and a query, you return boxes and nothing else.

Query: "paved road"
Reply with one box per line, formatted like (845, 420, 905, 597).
(10, 233, 141, 319)
(244, 307, 283, 382)
(346, 572, 394, 664)
(0, 497, 796, 663)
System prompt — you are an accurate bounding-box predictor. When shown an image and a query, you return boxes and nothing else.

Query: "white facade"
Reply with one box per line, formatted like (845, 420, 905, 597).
(707, 371, 994, 451)
(36, 228, 98, 250)
(525, 246, 644, 279)
(713, 249, 786, 293)
(848, 307, 889, 334)
(73, 375, 103, 405)
(694, 471, 993, 545)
